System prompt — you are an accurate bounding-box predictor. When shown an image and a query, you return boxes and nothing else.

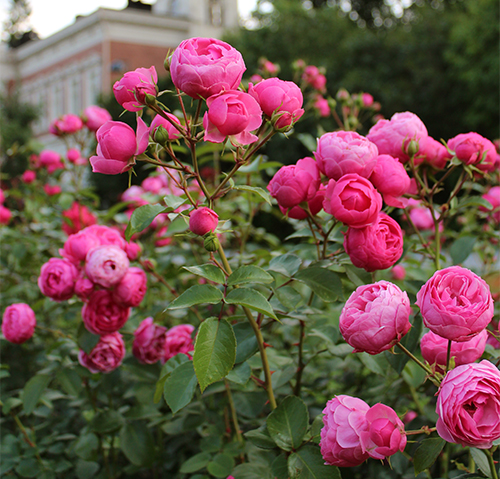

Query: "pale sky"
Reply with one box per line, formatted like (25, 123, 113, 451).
(0, 0, 257, 39)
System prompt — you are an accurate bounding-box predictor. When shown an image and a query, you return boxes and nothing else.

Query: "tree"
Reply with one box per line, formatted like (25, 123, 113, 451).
(2, 0, 38, 48)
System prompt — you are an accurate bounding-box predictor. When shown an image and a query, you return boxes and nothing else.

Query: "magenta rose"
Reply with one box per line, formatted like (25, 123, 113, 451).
(344, 213, 404, 272)
(323, 174, 382, 228)
(132, 317, 168, 364)
(50, 114, 84, 135)
(369, 154, 411, 208)
(313, 95, 330, 117)
(367, 112, 428, 163)
(22, 170, 36, 183)
(0, 205, 12, 225)
(189, 207, 219, 236)
(113, 267, 147, 307)
(85, 225, 127, 250)
(2, 303, 36, 344)
(163, 324, 195, 362)
(170, 37, 245, 100)
(314, 131, 378, 180)
(78, 332, 125, 373)
(82, 105, 112, 131)
(267, 157, 321, 210)
(203, 90, 262, 146)
(420, 329, 488, 373)
(59, 229, 101, 265)
(82, 290, 130, 335)
(62, 203, 97, 236)
(279, 184, 326, 220)
(74, 276, 95, 301)
(150, 112, 183, 142)
(416, 266, 494, 342)
(320, 395, 370, 467)
(417, 136, 451, 170)
(85, 245, 130, 289)
(248, 78, 304, 129)
(339, 281, 411, 355)
(39, 149, 64, 173)
(482, 186, 500, 223)
(436, 360, 500, 448)
(302, 65, 326, 92)
(113, 66, 158, 112)
(90, 119, 149, 175)
(448, 132, 497, 172)
(38, 258, 78, 301)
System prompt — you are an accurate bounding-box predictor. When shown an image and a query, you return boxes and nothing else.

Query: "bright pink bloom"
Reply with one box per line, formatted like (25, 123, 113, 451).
(163, 324, 195, 362)
(343, 213, 404, 272)
(82, 290, 130, 335)
(142, 176, 164, 195)
(361, 93, 374, 107)
(59, 229, 101, 265)
(416, 266, 494, 342)
(391, 265, 406, 281)
(279, 184, 325, 220)
(85, 245, 129, 289)
(260, 59, 279, 76)
(85, 225, 127, 250)
(82, 105, 112, 131)
(44, 184, 62, 196)
(481, 186, 500, 223)
(302, 65, 326, 92)
(150, 112, 183, 142)
(62, 203, 97, 236)
(22, 170, 36, 183)
(203, 90, 262, 146)
(403, 411, 417, 424)
(314, 131, 378, 181)
(50, 114, 84, 135)
(448, 132, 497, 172)
(78, 332, 125, 373)
(39, 150, 64, 173)
(113, 267, 147, 307)
(113, 66, 158, 112)
(323, 174, 382, 228)
(90, 119, 149, 175)
(339, 281, 411, 355)
(417, 137, 451, 170)
(124, 241, 141, 261)
(132, 317, 167, 364)
(74, 276, 95, 301)
(38, 258, 78, 301)
(369, 154, 411, 208)
(313, 95, 330, 117)
(2, 303, 36, 344)
(436, 360, 500, 448)
(67, 148, 87, 166)
(0, 205, 12, 225)
(189, 207, 219, 236)
(170, 37, 245, 100)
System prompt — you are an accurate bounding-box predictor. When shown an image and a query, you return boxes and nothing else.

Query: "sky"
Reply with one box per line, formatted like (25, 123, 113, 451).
(0, 0, 257, 39)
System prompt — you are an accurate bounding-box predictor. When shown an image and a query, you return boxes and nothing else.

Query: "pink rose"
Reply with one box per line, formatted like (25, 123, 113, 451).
(0, 205, 12, 225)
(59, 229, 101, 265)
(417, 137, 451, 170)
(66, 148, 87, 166)
(74, 276, 95, 301)
(132, 317, 167, 364)
(436, 360, 500, 448)
(39, 150, 64, 173)
(279, 184, 325, 220)
(367, 112, 428, 163)
(248, 78, 304, 129)
(343, 213, 404, 272)
(302, 65, 326, 92)
(189, 207, 219, 236)
(203, 90, 262, 146)
(82, 290, 130, 335)
(50, 114, 84, 135)
(314, 131, 378, 181)
(391, 265, 406, 281)
(141, 176, 164, 195)
(313, 95, 330, 117)
(62, 203, 97, 236)
(323, 174, 382, 228)
(448, 132, 497, 172)
(320, 395, 370, 467)
(170, 37, 246, 100)
(481, 186, 500, 223)
(405, 199, 442, 232)
(85, 245, 130, 289)
(361, 93, 374, 107)
(267, 157, 321, 209)
(113, 66, 158, 112)
(22, 170, 36, 183)
(339, 281, 411, 355)
(122, 185, 146, 207)
(82, 105, 112, 131)
(124, 241, 141, 261)
(2, 303, 36, 344)
(369, 154, 411, 208)
(78, 332, 125, 373)
(85, 225, 127, 250)
(420, 329, 488, 372)
(44, 184, 62, 196)
(90, 119, 149, 175)
(38, 258, 78, 301)
(416, 266, 494, 342)
(113, 267, 147, 307)
(163, 324, 195, 362)
(150, 112, 183, 142)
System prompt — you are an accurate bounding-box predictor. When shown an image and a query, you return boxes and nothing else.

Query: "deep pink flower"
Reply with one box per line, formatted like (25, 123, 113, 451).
(78, 332, 125, 373)
(132, 317, 167, 364)
(417, 137, 451, 170)
(313, 95, 330, 117)
(82, 105, 112, 131)
(113, 267, 147, 307)
(0, 205, 12, 225)
(85, 225, 127, 250)
(44, 184, 62, 196)
(74, 276, 95, 301)
(82, 290, 130, 335)
(2, 303, 36, 344)
(369, 154, 411, 208)
(481, 186, 500, 223)
(22, 170, 36, 183)
(163, 324, 195, 362)
(67, 148, 87, 166)
(38, 258, 78, 301)
(113, 66, 158, 112)
(59, 229, 101, 265)
(279, 184, 325, 220)
(39, 150, 64, 173)
(50, 114, 84, 135)
(85, 245, 130, 289)
(302, 65, 326, 92)
(62, 203, 97, 236)
(448, 132, 497, 172)
(189, 207, 219, 236)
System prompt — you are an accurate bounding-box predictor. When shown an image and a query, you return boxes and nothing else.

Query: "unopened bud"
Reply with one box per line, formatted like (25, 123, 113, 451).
(144, 93, 157, 107)
(153, 125, 170, 146)
(164, 54, 172, 73)
(406, 139, 420, 158)
(203, 232, 220, 252)
(336, 88, 349, 102)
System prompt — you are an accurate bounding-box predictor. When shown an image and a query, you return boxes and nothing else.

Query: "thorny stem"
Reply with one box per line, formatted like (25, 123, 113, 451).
(405, 427, 437, 436)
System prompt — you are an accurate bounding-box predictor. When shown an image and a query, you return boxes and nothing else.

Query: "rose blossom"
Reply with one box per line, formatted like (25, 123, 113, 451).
(302, 65, 326, 92)
(417, 137, 451, 170)
(436, 360, 500, 448)
(85, 245, 130, 289)
(481, 186, 500, 223)
(339, 281, 411, 355)
(313, 95, 330, 117)
(150, 112, 183, 142)
(39, 149, 64, 173)
(163, 324, 195, 362)
(320, 395, 370, 467)
(267, 157, 321, 210)
(203, 90, 262, 146)
(59, 229, 101, 265)
(22, 170, 36, 183)
(416, 266, 494, 342)
(169, 37, 246, 100)
(113, 66, 158, 112)
(323, 174, 382, 228)
(82, 105, 112, 131)
(2, 303, 36, 344)
(62, 203, 97, 235)
(50, 114, 84, 135)
(78, 332, 125, 373)
(279, 184, 325, 220)
(132, 317, 167, 364)
(85, 224, 127, 250)
(66, 148, 87, 166)
(0, 205, 12, 225)
(420, 329, 488, 372)
(314, 131, 379, 180)
(248, 78, 304, 129)
(44, 184, 62, 196)
(82, 290, 130, 335)
(189, 207, 219, 236)
(343, 213, 404, 272)
(367, 112, 428, 163)
(448, 132, 497, 172)
(38, 258, 78, 301)
(113, 267, 147, 307)
(74, 276, 95, 301)
(391, 265, 406, 281)
(369, 154, 411, 208)
(90, 119, 149, 175)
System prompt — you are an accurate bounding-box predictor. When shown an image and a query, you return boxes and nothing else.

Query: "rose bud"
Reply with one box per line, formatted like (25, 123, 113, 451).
(82, 105, 112, 131)
(2, 303, 36, 344)
(369, 154, 411, 208)
(82, 290, 130, 335)
(132, 317, 167, 364)
(113, 267, 147, 307)
(78, 332, 125, 373)
(22, 170, 36, 183)
(163, 324, 195, 362)
(39, 149, 64, 173)
(391, 265, 406, 281)
(74, 276, 95, 301)
(416, 136, 451, 170)
(150, 112, 183, 142)
(189, 207, 219, 236)
(38, 258, 78, 301)
(448, 132, 497, 172)
(113, 66, 158, 112)
(61, 202, 97, 236)
(85, 245, 130, 289)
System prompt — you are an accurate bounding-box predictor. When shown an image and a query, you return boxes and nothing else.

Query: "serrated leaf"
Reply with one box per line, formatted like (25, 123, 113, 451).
(293, 267, 343, 302)
(120, 422, 156, 467)
(167, 284, 223, 310)
(22, 374, 51, 415)
(164, 361, 197, 413)
(193, 318, 236, 392)
(125, 203, 168, 241)
(413, 437, 446, 474)
(225, 288, 277, 320)
(227, 265, 274, 286)
(163, 194, 187, 210)
(179, 452, 212, 473)
(183, 264, 226, 284)
(226, 361, 251, 384)
(268, 254, 302, 277)
(231, 463, 274, 479)
(243, 424, 277, 449)
(274, 285, 303, 311)
(288, 445, 340, 479)
(233, 322, 259, 364)
(233, 185, 272, 205)
(450, 236, 476, 264)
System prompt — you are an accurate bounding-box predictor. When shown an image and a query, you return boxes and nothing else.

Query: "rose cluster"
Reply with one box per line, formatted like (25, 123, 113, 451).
(0, 188, 12, 225)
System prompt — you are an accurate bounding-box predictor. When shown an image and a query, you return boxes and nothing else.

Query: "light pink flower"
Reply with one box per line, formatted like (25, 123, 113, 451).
(82, 105, 112, 131)
(132, 317, 167, 364)
(38, 258, 78, 301)
(78, 332, 125, 373)
(85, 245, 129, 289)
(369, 154, 411, 208)
(2, 303, 36, 344)
(448, 132, 497, 172)
(113, 267, 147, 307)
(302, 65, 326, 92)
(189, 207, 219, 236)
(163, 324, 195, 362)
(82, 290, 130, 335)
(113, 66, 158, 112)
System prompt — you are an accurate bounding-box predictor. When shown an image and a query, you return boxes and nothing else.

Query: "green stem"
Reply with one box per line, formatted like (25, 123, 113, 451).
(224, 379, 244, 444)
(483, 449, 499, 479)
(403, 206, 436, 260)
(395, 342, 435, 378)
(211, 161, 244, 200)
(429, 164, 458, 197)
(445, 339, 452, 372)
(294, 320, 306, 396)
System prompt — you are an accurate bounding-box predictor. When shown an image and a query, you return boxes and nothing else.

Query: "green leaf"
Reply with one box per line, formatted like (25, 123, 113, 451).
(244, 424, 277, 449)
(450, 235, 476, 264)
(77, 323, 100, 355)
(56, 369, 82, 396)
(413, 437, 446, 475)
(125, 203, 168, 241)
(358, 352, 387, 376)
(22, 374, 51, 415)
(207, 453, 235, 478)
(167, 284, 223, 310)
(183, 264, 226, 284)
(90, 410, 125, 434)
(119, 422, 156, 467)
(272, 454, 290, 479)
(74, 433, 99, 460)
(163, 194, 187, 210)
(193, 318, 236, 392)
(470, 448, 494, 479)
(267, 396, 309, 451)
(225, 288, 277, 320)
(15, 458, 41, 478)
(293, 267, 343, 302)
(234, 322, 259, 364)
(297, 133, 317, 152)
(231, 463, 274, 479)
(274, 285, 303, 311)
(164, 361, 198, 413)
(233, 185, 272, 205)
(75, 460, 100, 479)
(288, 445, 340, 479)
(179, 452, 212, 473)
(227, 265, 274, 286)
(226, 361, 251, 384)
(268, 254, 302, 277)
